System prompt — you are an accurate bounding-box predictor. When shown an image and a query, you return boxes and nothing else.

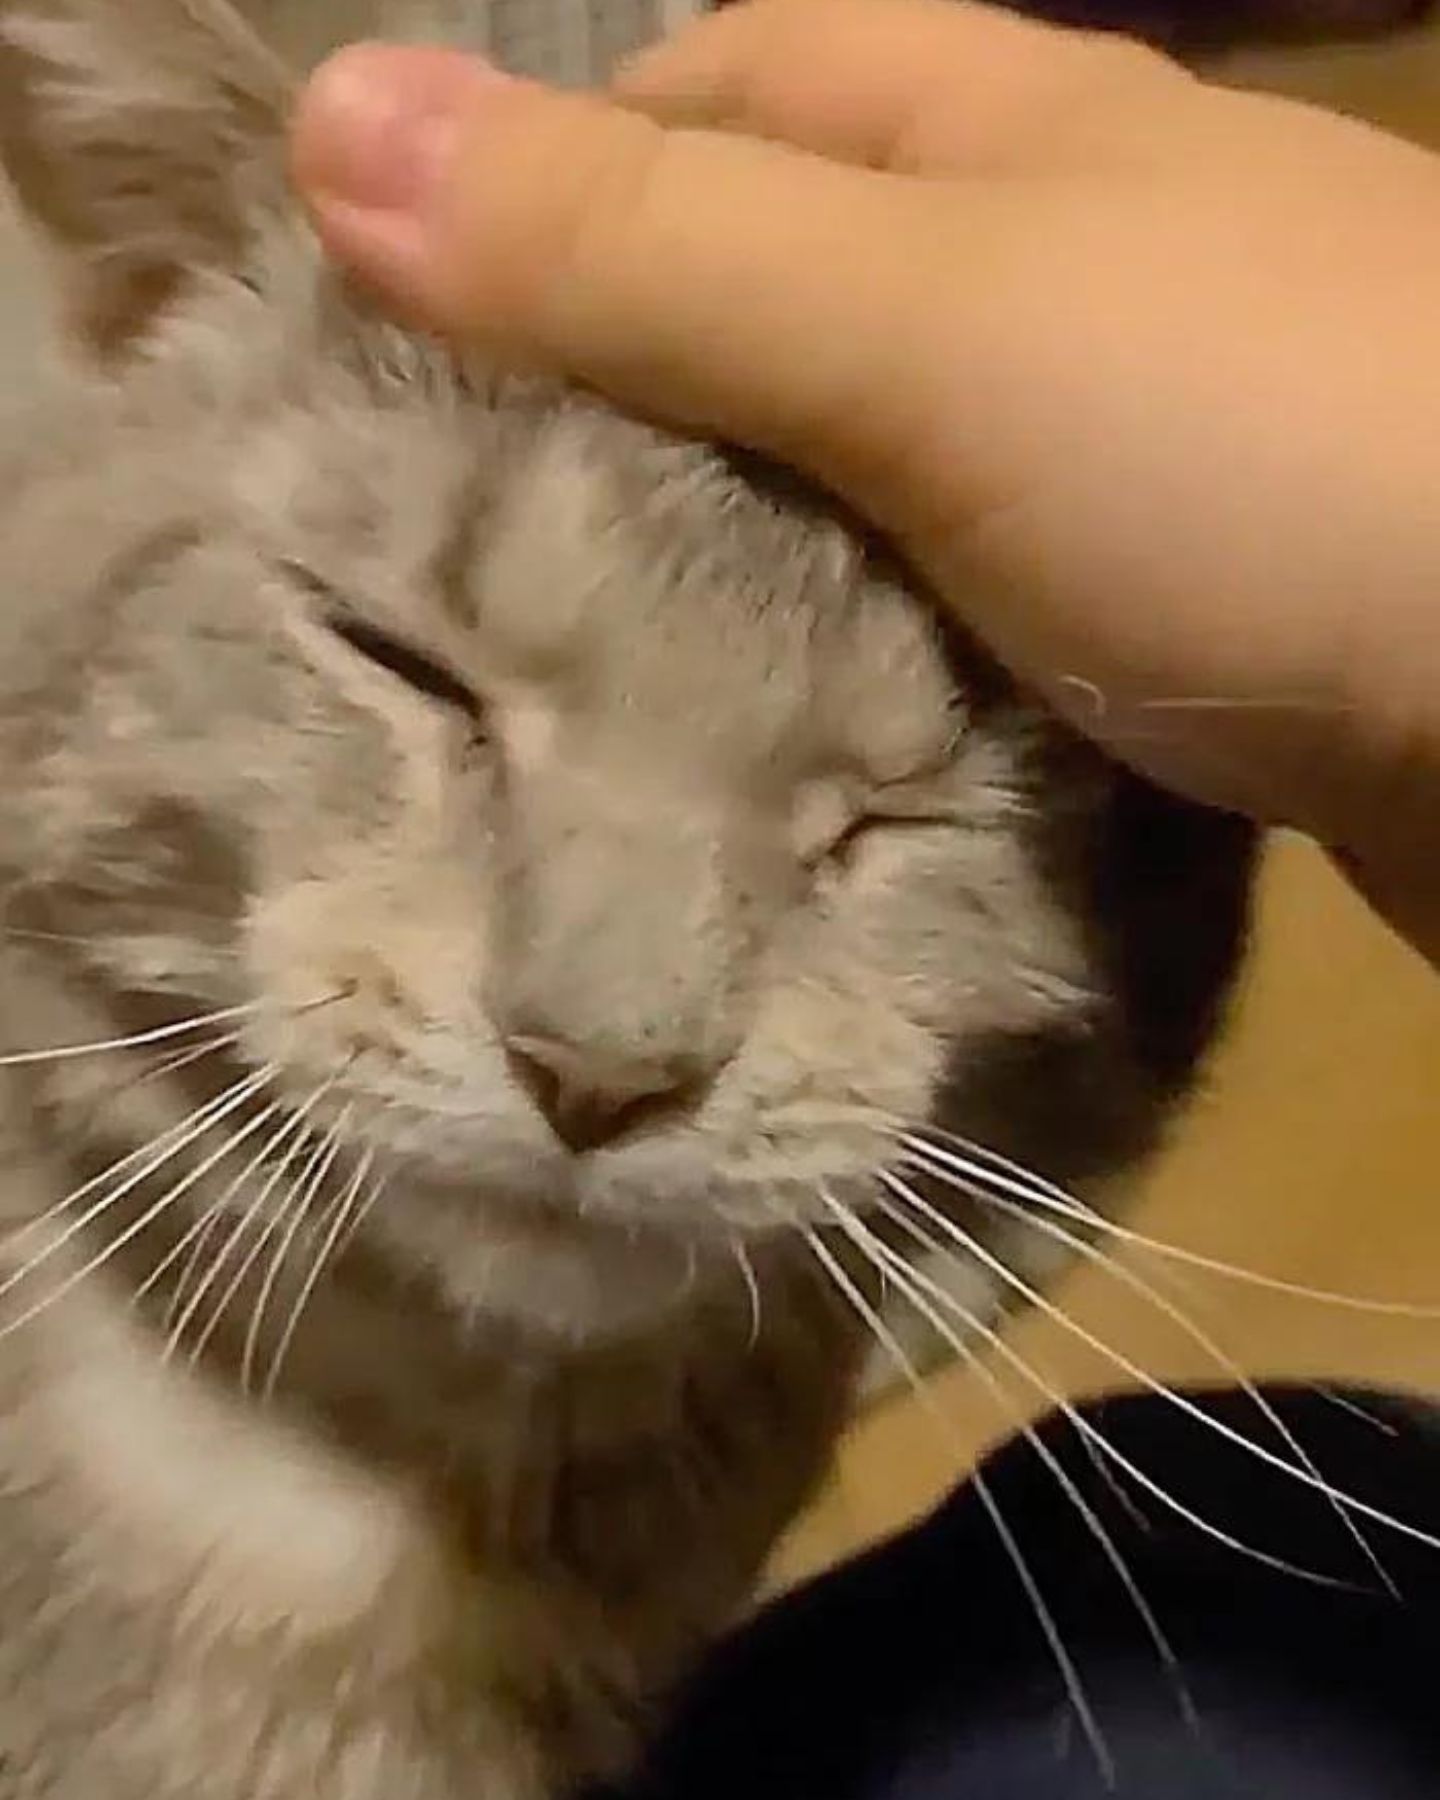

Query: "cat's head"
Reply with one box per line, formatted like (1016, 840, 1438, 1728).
(0, 0, 1254, 1338)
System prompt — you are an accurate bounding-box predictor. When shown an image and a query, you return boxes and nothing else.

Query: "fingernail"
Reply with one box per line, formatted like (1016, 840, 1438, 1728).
(295, 43, 509, 217)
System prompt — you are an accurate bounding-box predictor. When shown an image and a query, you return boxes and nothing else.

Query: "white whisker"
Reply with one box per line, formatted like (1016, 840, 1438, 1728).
(0, 1066, 281, 1344)
(177, 1086, 337, 1368)
(1077, 1427, 1155, 1537)
(903, 1128, 1440, 1318)
(802, 1204, 1116, 1786)
(64, 1032, 250, 1230)
(326, 1167, 388, 1270)
(161, 1197, 233, 1338)
(74, 1029, 247, 1143)
(241, 1107, 349, 1397)
(1311, 1386, 1403, 1440)
(1, 925, 108, 949)
(872, 1185, 1361, 1589)
(171, 1077, 346, 1350)
(1137, 695, 1349, 716)
(818, 1185, 1197, 1731)
(0, 1001, 265, 1068)
(1, 1065, 261, 1265)
(263, 1148, 375, 1402)
(0, 1065, 273, 1303)
(879, 1169, 1440, 1560)
(131, 1028, 246, 1091)
(145, 1080, 332, 1343)
(674, 1238, 701, 1304)
(0, 988, 344, 1070)
(910, 1150, 1397, 1597)
(731, 1236, 763, 1351)
(132, 1097, 298, 1310)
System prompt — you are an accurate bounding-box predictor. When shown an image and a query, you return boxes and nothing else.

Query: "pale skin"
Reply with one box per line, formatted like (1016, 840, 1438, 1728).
(289, 0, 1440, 966)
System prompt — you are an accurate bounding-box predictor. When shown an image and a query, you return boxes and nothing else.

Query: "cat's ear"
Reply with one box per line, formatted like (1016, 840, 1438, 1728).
(0, 0, 290, 356)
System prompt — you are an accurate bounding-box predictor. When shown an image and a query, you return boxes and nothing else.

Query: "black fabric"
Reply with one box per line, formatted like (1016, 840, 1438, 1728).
(970, 2, 1433, 54)
(704, 0, 1435, 55)
(604, 1386, 1440, 1798)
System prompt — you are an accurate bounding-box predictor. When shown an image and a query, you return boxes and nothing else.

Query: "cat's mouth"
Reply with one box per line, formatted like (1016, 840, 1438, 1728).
(52, 966, 859, 1263)
(375, 1112, 822, 1251)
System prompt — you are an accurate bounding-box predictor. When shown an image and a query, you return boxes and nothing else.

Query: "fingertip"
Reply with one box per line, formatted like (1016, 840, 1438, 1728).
(290, 42, 531, 323)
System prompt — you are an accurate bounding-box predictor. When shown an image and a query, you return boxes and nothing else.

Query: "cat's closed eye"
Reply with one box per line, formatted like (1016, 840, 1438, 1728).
(277, 560, 485, 728)
(820, 807, 961, 871)
(789, 790, 953, 878)
(795, 773, 963, 872)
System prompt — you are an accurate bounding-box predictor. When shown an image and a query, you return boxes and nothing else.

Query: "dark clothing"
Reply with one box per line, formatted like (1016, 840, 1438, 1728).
(608, 1386, 1440, 1798)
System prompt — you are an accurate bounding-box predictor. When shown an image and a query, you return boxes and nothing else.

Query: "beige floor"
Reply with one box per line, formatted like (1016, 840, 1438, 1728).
(776, 23, 1440, 1585)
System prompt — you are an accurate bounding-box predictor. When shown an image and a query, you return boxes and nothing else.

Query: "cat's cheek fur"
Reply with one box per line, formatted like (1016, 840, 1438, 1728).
(690, 843, 1094, 1198)
(245, 859, 493, 1069)
(0, 1277, 617, 1798)
(26, 1286, 436, 1653)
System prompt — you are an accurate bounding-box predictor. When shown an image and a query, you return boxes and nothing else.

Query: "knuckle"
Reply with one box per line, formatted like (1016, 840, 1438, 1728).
(537, 106, 673, 318)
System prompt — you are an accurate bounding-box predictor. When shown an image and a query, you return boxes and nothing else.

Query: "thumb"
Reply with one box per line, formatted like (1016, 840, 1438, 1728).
(290, 44, 964, 501)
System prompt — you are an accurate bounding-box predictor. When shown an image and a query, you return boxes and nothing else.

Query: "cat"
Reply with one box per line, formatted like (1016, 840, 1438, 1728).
(0, 1, 1256, 1795)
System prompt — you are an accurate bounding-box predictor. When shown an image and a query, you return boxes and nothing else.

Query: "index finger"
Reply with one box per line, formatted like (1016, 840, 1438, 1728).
(292, 48, 986, 509)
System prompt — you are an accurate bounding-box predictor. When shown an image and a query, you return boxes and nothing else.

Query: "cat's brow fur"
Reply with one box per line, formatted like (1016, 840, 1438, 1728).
(0, 2, 1256, 1795)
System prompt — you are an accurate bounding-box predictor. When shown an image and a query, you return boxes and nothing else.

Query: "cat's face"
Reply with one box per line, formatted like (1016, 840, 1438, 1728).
(248, 394, 1098, 1193)
(0, 0, 1252, 1336)
(24, 302, 1095, 1318)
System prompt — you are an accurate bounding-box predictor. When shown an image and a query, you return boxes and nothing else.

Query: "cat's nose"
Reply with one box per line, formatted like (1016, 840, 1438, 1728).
(503, 1032, 706, 1153)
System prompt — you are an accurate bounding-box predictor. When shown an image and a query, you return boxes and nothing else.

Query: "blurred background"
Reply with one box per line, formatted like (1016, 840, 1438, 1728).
(1, 0, 1438, 1587)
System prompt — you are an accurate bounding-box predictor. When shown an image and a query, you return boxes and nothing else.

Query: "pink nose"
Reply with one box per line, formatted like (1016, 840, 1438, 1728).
(503, 1033, 704, 1153)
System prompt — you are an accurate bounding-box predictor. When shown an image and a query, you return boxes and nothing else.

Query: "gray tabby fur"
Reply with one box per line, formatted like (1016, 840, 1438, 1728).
(0, 2, 1256, 1794)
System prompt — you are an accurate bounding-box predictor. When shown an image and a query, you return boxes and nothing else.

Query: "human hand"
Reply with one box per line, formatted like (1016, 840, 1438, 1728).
(291, 0, 1440, 963)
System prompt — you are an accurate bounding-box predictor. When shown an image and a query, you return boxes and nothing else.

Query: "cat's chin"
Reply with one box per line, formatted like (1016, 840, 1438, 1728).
(444, 1217, 724, 1344)
(364, 1163, 733, 1345)
(359, 1123, 864, 1341)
